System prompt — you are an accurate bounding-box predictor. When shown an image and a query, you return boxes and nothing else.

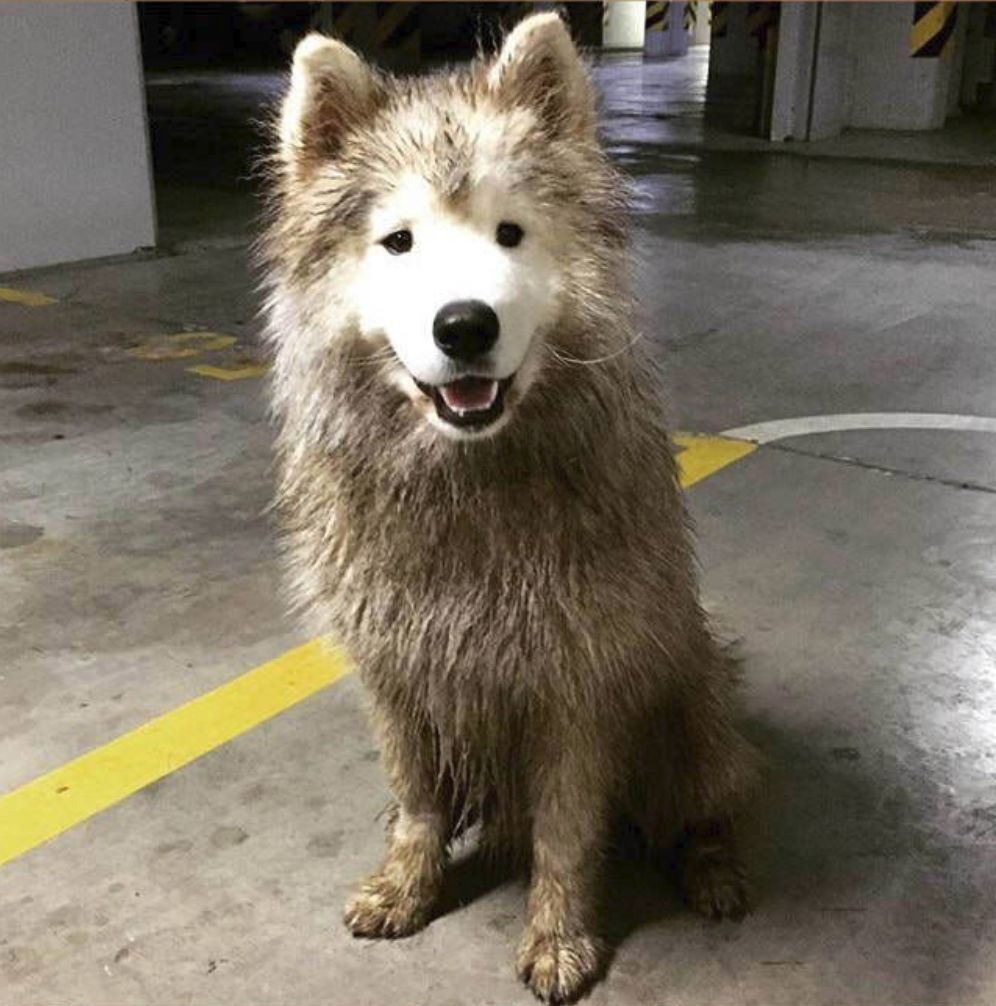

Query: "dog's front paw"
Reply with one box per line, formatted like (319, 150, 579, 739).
(683, 854, 752, 922)
(516, 927, 602, 1004)
(343, 874, 432, 939)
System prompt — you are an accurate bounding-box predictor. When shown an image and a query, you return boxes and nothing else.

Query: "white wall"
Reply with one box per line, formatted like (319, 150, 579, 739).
(0, 4, 156, 273)
(602, 1, 645, 50)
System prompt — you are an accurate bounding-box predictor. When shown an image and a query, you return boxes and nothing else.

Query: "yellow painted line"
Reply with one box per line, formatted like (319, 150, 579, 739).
(0, 432, 757, 870)
(0, 286, 56, 307)
(673, 432, 757, 487)
(0, 640, 349, 870)
(127, 331, 237, 362)
(188, 362, 269, 382)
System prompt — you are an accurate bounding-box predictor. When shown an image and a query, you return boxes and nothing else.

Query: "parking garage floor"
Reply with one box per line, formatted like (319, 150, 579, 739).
(2, 52, 996, 1006)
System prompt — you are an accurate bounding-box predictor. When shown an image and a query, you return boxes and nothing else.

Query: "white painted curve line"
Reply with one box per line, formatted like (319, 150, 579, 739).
(721, 413, 996, 445)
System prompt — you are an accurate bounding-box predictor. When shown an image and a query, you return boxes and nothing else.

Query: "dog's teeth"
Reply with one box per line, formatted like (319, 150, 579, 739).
(439, 379, 499, 413)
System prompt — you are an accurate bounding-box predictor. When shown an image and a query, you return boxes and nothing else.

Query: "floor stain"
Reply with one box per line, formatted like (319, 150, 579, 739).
(0, 361, 75, 375)
(154, 838, 194, 856)
(0, 360, 77, 390)
(44, 904, 83, 930)
(240, 781, 268, 805)
(0, 520, 43, 549)
(15, 400, 113, 420)
(486, 911, 518, 934)
(210, 825, 249, 848)
(2, 946, 41, 981)
(305, 829, 344, 859)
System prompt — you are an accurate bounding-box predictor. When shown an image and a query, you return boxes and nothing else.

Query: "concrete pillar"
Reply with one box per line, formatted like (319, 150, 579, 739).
(848, 2, 954, 130)
(805, 2, 854, 139)
(645, 2, 689, 57)
(769, 3, 818, 141)
(0, 3, 156, 272)
(706, 1, 758, 128)
(770, 2, 849, 140)
(946, 9, 970, 115)
(602, 1, 645, 50)
(769, 1, 966, 141)
(689, 1, 711, 46)
(960, 2, 996, 108)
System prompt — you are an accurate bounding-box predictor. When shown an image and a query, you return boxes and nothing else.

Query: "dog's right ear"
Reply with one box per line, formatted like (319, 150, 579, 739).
(279, 33, 380, 169)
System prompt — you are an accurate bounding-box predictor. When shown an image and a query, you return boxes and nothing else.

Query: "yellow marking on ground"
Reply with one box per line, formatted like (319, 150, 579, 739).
(0, 640, 349, 869)
(0, 432, 758, 870)
(673, 432, 757, 487)
(0, 286, 56, 307)
(188, 361, 269, 381)
(127, 331, 237, 361)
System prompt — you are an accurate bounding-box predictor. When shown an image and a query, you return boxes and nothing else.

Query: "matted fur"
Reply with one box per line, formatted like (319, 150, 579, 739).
(259, 14, 758, 1002)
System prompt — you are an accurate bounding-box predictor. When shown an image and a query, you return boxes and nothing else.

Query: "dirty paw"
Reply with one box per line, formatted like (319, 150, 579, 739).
(683, 856, 752, 921)
(343, 874, 432, 939)
(516, 928, 602, 1004)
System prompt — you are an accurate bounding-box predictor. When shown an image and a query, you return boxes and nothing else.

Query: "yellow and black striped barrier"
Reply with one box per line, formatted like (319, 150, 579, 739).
(910, 1, 958, 58)
(375, 1, 421, 57)
(646, 1, 671, 35)
(683, 2, 698, 33)
(711, 1, 729, 39)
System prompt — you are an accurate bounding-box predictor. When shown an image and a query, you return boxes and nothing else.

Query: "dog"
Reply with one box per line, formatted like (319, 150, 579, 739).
(260, 13, 759, 1003)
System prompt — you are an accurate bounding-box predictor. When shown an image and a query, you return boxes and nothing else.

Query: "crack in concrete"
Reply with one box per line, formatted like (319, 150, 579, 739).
(764, 441, 996, 496)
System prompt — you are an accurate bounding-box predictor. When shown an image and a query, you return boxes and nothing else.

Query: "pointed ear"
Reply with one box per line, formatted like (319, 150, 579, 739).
(279, 33, 381, 168)
(488, 13, 596, 140)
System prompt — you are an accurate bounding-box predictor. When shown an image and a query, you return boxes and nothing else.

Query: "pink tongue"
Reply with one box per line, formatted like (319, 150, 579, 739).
(439, 378, 498, 412)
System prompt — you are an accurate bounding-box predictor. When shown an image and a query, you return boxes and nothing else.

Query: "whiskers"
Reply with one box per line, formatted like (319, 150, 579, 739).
(350, 345, 397, 369)
(545, 331, 645, 367)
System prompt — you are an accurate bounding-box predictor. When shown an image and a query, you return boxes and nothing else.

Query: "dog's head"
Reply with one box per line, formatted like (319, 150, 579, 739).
(270, 13, 625, 441)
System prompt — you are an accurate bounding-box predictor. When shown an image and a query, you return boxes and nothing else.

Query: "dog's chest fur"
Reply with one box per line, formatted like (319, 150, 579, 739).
(277, 371, 697, 772)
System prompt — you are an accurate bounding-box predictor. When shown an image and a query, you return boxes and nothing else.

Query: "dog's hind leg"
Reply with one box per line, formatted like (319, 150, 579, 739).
(666, 679, 759, 922)
(677, 815, 752, 921)
(343, 711, 450, 939)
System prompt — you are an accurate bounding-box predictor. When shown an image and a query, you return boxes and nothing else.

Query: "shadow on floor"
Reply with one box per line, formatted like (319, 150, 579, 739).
(428, 710, 982, 1002)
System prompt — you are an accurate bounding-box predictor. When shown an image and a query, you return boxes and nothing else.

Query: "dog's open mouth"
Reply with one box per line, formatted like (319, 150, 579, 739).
(414, 375, 514, 429)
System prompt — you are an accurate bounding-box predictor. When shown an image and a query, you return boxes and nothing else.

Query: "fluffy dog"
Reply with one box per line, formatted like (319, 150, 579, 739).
(260, 13, 758, 1002)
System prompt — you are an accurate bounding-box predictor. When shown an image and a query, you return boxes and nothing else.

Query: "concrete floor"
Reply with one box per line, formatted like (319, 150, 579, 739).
(2, 51, 996, 1005)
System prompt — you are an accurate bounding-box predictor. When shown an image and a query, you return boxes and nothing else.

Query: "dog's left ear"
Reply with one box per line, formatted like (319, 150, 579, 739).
(488, 13, 596, 141)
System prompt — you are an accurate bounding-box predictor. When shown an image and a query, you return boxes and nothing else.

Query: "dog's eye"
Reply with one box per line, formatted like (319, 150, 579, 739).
(496, 222, 524, 248)
(380, 229, 413, 255)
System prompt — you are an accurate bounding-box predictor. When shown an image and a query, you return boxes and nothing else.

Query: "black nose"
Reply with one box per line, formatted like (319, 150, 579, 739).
(432, 300, 499, 361)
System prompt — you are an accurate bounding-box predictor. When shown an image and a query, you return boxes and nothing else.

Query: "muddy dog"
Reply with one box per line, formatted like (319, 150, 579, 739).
(260, 13, 758, 1002)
